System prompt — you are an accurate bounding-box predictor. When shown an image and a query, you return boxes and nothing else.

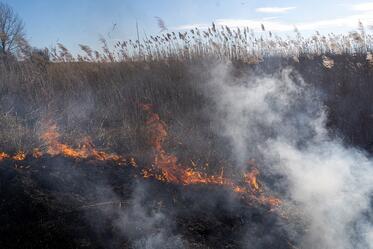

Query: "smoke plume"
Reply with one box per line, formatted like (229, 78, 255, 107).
(206, 62, 373, 249)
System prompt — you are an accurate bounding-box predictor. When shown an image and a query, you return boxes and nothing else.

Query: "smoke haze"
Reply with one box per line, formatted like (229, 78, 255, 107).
(205, 63, 373, 249)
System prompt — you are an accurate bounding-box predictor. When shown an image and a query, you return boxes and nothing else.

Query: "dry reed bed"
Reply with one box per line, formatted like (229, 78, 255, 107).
(1, 25, 373, 165)
(48, 23, 373, 63)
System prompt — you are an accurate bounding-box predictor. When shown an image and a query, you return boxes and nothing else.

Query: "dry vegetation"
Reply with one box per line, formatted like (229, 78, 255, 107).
(2, 24, 373, 161)
(49, 23, 373, 62)
(2, 19, 373, 249)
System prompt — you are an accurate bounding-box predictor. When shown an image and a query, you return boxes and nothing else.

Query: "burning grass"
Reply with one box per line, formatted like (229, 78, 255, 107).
(1, 24, 373, 249)
(0, 104, 282, 209)
(140, 103, 281, 207)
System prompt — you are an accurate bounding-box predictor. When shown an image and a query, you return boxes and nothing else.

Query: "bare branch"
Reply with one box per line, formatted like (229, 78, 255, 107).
(0, 2, 26, 56)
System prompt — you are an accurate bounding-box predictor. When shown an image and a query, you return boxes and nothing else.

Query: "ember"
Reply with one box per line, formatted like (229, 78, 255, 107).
(12, 151, 26, 161)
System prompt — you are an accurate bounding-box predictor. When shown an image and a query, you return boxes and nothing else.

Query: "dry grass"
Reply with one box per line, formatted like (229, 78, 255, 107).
(1, 25, 373, 159)
(46, 23, 373, 63)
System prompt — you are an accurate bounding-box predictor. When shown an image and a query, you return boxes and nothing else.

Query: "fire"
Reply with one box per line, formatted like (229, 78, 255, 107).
(0, 106, 282, 208)
(263, 196, 282, 207)
(142, 103, 233, 186)
(12, 151, 26, 161)
(0, 151, 26, 161)
(40, 122, 89, 158)
(141, 104, 281, 207)
(40, 120, 125, 164)
(0, 152, 10, 160)
(244, 167, 260, 192)
(0, 120, 128, 165)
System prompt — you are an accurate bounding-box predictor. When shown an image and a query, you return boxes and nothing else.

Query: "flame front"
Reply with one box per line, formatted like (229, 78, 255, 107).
(0, 151, 25, 161)
(40, 120, 125, 164)
(0, 152, 10, 160)
(12, 151, 26, 161)
(142, 103, 232, 185)
(244, 167, 260, 191)
(141, 104, 281, 207)
(0, 107, 281, 208)
(0, 120, 129, 165)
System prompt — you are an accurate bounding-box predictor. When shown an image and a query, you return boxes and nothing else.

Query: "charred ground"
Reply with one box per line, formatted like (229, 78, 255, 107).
(0, 156, 292, 249)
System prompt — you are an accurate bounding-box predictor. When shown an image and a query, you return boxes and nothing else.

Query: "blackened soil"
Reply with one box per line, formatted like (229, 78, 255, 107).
(0, 157, 295, 249)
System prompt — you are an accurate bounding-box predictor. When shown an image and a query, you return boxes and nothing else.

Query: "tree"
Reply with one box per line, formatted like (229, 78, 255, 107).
(0, 2, 27, 56)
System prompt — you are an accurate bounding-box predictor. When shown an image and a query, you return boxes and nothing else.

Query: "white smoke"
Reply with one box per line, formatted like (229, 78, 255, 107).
(206, 62, 373, 249)
(114, 182, 185, 249)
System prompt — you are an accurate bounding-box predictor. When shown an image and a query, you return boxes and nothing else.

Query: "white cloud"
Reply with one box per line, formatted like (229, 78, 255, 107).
(174, 23, 211, 30)
(256, 6, 296, 13)
(353, 2, 373, 11)
(295, 13, 373, 30)
(262, 16, 280, 21)
(215, 19, 293, 32)
(174, 11, 373, 32)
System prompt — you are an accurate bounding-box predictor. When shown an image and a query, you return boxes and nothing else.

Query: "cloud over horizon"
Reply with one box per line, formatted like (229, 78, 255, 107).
(174, 2, 373, 33)
(255, 6, 296, 14)
(353, 2, 373, 11)
(176, 13, 373, 33)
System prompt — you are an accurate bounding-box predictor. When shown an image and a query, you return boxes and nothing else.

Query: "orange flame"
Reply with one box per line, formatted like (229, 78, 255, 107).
(142, 103, 236, 186)
(0, 151, 26, 161)
(12, 151, 26, 161)
(141, 104, 281, 207)
(0, 152, 10, 160)
(0, 107, 282, 208)
(40, 120, 126, 164)
(244, 167, 260, 192)
(0, 120, 130, 165)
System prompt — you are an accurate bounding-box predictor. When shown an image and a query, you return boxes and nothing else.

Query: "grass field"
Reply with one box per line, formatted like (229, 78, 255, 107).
(1, 25, 373, 249)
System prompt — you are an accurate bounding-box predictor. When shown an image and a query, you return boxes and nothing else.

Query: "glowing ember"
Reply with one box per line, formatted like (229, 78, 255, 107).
(244, 167, 260, 192)
(0, 151, 27, 161)
(12, 151, 26, 161)
(262, 196, 282, 207)
(0, 152, 10, 160)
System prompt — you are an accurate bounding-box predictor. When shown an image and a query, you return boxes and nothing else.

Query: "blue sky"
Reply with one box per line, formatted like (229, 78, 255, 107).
(4, 0, 373, 51)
